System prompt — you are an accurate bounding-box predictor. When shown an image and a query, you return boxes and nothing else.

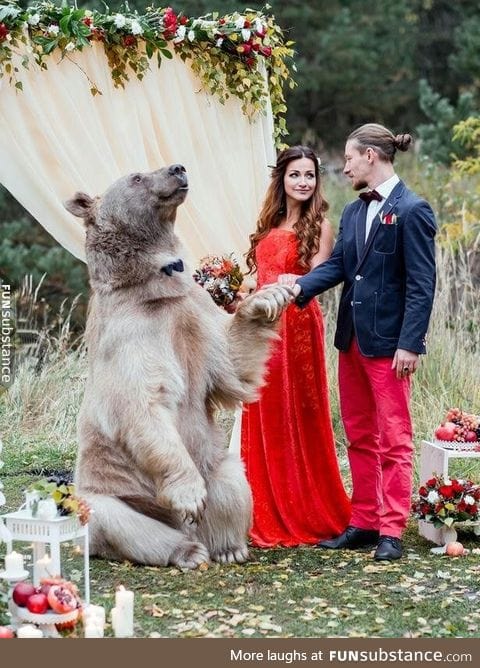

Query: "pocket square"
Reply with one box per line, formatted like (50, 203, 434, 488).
(380, 212, 397, 225)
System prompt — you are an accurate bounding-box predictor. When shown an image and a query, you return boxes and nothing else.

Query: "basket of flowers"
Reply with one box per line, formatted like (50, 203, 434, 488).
(193, 253, 244, 313)
(434, 409, 480, 451)
(412, 474, 480, 544)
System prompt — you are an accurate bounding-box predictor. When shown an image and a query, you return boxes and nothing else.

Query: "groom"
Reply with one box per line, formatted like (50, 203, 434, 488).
(290, 123, 437, 560)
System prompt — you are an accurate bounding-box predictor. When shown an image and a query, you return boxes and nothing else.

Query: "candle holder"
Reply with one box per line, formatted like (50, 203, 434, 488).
(0, 510, 90, 604)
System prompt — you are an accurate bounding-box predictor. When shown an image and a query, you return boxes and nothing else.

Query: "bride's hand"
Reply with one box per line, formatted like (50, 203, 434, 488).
(278, 273, 301, 288)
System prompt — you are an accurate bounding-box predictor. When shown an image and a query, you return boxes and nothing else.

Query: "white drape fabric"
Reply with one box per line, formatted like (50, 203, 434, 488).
(0, 43, 276, 265)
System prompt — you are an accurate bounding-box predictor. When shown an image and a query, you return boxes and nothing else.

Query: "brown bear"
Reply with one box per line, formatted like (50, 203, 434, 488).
(64, 165, 293, 568)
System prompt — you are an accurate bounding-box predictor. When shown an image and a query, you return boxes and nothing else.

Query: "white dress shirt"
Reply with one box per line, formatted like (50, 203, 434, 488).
(364, 173, 400, 242)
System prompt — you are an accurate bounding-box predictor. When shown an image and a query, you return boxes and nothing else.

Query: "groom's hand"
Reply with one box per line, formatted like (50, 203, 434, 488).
(278, 274, 302, 298)
(392, 349, 419, 379)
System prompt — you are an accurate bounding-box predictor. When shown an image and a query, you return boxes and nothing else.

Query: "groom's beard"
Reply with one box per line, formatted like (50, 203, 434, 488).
(353, 179, 368, 191)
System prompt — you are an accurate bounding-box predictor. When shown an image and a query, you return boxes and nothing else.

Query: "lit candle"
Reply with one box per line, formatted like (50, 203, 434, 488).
(33, 554, 52, 587)
(16, 624, 44, 638)
(112, 586, 134, 637)
(4, 551, 24, 577)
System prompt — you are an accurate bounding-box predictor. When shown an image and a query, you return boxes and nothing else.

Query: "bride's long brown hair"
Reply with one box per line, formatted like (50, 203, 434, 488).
(245, 145, 329, 274)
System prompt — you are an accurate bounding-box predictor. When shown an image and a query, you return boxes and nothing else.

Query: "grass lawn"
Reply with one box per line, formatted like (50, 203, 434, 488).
(1, 438, 480, 639)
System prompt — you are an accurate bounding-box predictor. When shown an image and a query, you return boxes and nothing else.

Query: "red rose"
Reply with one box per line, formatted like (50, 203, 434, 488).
(0, 23, 8, 41)
(439, 485, 454, 499)
(420, 503, 431, 514)
(82, 17, 93, 27)
(467, 504, 478, 515)
(244, 20, 251, 28)
(452, 482, 464, 494)
(457, 500, 467, 512)
(122, 35, 137, 48)
(418, 486, 428, 496)
(238, 43, 252, 55)
(260, 46, 272, 57)
(246, 57, 255, 68)
(163, 7, 178, 33)
(426, 478, 437, 488)
(180, 16, 188, 26)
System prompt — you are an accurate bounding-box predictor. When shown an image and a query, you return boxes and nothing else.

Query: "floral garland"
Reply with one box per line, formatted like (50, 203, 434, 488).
(0, 1, 295, 145)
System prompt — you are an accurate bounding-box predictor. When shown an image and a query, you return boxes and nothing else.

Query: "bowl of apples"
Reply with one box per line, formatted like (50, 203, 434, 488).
(434, 409, 480, 451)
(11, 577, 81, 628)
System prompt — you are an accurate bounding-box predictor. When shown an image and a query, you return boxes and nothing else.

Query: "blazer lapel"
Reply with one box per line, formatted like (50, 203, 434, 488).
(355, 203, 367, 260)
(355, 181, 405, 271)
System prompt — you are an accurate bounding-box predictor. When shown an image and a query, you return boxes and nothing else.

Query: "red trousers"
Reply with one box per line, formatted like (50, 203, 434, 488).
(338, 339, 413, 538)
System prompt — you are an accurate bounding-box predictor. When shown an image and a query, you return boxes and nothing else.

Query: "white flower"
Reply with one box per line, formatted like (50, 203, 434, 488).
(130, 20, 143, 36)
(84, 10, 93, 18)
(187, 29, 195, 42)
(464, 495, 475, 505)
(254, 18, 264, 33)
(216, 38, 224, 47)
(28, 13, 40, 26)
(48, 24, 59, 36)
(173, 25, 186, 43)
(65, 41, 75, 52)
(427, 490, 439, 504)
(113, 14, 127, 29)
(241, 28, 251, 41)
(235, 17, 246, 29)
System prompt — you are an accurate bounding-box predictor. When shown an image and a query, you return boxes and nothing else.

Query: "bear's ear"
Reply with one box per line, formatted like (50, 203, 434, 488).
(64, 192, 95, 220)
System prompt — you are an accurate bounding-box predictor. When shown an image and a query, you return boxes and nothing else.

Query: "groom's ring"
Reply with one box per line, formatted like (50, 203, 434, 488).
(403, 366, 409, 372)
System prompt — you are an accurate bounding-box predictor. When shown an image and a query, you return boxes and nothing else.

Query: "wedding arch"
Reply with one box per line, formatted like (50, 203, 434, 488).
(0, 2, 294, 264)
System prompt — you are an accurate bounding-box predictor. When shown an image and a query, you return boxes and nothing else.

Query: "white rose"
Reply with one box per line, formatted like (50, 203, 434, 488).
(241, 28, 251, 42)
(254, 18, 264, 33)
(187, 29, 195, 42)
(173, 25, 186, 43)
(235, 17, 245, 29)
(427, 490, 439, 504)
(130, 20, 143, 36)
(65, 42, 75, 52)
(28, 13, 40, 26)
(216, 38, 224, 47)
(464, 495, 475, 505)
(114, 14, 126, 29)
(48, 25, 59, 36)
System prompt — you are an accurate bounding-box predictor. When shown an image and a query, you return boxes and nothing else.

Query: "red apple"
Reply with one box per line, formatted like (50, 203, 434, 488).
(47, 584, 78, 614)
(445, 541, 465, 556)
(0, 626, 15, 638)
(26, 592, 49, 614)
(12, 582, 36, 607)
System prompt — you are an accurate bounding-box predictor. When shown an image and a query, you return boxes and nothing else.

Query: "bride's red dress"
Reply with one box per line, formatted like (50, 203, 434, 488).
(241, 229, 351, 547)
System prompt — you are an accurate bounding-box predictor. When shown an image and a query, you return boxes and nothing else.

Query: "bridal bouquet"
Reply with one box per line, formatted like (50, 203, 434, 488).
(411, 475, 480, 527)
(193, 254, 243, 312)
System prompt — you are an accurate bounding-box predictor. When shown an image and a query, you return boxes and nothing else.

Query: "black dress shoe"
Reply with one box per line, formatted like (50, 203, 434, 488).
(316, 526, 379, 550)
(374, 536, 403, 561)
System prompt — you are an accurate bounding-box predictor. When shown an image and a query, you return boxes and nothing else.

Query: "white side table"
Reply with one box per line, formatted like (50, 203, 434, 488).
(418, 440, 480, 545)
(0, 510, 89, 604)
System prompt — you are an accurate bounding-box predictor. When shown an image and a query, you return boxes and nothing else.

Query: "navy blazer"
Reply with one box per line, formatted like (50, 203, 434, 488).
(296, 180, 437, 357)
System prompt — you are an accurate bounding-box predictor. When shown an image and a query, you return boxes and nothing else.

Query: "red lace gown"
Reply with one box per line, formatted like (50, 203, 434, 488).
(241, 229, 351, 547)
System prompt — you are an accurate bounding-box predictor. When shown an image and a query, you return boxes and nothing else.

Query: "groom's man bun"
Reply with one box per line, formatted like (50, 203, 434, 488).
(348, 123, 413, 162)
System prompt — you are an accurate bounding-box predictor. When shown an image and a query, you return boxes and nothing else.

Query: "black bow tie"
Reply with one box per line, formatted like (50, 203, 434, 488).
(161, 259, 184, 276)
(359, 189, 382, 204)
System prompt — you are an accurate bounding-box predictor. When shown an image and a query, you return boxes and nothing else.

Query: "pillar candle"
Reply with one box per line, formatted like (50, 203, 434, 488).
(33, 554, 52, 586)
(4, 551, 24, 576)
(84, 623, 104, 638)
(112, 586, 134, 637)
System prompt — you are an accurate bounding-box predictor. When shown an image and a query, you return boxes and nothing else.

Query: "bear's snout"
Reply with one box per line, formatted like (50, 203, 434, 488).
(168, 164, 188, 189)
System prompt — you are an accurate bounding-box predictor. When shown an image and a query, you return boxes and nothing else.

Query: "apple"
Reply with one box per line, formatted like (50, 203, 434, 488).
(47, 584, 78, 614)
(26, 592, 49, 614)
(12, 581, 36, 607)
(0, 626, 15, 638)
(445, 541, 465, 556)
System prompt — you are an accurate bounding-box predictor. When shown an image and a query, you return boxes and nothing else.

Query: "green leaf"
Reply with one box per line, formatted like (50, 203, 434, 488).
(160, 49, 173, 59)
(14, 81, 22, 91)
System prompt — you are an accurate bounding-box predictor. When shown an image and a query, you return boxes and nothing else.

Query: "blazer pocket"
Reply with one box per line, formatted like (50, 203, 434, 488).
(373, 225, 397, 254)
(374, 291, 404, 339)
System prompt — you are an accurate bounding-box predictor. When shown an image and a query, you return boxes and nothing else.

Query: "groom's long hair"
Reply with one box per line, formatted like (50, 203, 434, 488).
(245, 145, 329, 275)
